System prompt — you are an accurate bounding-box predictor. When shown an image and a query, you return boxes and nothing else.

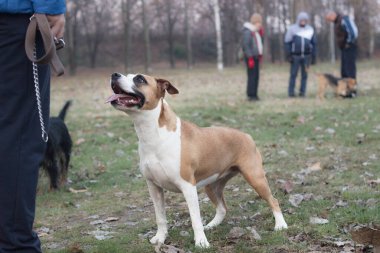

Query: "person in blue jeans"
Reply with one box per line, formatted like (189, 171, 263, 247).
(284, 12, 317, 97)
(0, 1, 65, 252)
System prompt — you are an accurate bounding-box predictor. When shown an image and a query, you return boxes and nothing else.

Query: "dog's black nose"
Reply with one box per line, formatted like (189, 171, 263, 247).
(111, 72, 121, 80)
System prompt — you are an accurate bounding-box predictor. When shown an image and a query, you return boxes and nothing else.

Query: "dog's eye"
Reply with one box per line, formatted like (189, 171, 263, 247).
(134, 75, 146, 84)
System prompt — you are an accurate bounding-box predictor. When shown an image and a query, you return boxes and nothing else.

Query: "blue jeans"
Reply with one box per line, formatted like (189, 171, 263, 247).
(0, 14, 50, 253)
(288, 55, 310, 96)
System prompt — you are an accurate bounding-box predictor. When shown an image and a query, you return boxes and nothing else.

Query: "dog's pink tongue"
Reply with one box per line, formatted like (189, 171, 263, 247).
(106, 94, 127, 103)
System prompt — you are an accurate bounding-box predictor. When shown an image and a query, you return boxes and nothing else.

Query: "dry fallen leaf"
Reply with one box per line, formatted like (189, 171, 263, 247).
(367, 178, 380, 186)
(227, 227, 246, 240)
(277, 180, 293, 194)
(75, 138, 86, 145)
(68, 244, 84, 253)
(289, 194, 304, 207)
(105, 217, 119, 222)
(350, 225, 380, 247)
(310, 217, 329, 225)
(154, 244, 185, 253)
(88, 230, 114, 240)
(246, 227, 261, 240)
(297, 115, 305, 124)
(308, 162, 322, 172)
(69, 187, 88, 194)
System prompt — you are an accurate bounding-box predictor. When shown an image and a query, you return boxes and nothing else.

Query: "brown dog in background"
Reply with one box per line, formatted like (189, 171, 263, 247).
(316, 73, 357, 100)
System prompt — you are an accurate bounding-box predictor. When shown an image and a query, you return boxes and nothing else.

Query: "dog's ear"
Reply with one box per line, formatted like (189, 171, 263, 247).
(156, 78, 179, 95)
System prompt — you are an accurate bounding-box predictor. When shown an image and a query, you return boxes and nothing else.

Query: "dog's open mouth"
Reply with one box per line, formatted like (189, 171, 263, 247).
(106, 93, 142, 107)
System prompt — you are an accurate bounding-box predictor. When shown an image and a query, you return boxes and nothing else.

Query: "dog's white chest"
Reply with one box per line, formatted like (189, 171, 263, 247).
(138, 118, 182, 192)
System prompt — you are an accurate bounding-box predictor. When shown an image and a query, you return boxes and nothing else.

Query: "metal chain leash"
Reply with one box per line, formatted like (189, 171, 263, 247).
(32, 46, 48, 142)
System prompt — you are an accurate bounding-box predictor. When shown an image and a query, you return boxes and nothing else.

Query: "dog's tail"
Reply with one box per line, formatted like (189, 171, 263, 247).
(58, 100, 72, 121)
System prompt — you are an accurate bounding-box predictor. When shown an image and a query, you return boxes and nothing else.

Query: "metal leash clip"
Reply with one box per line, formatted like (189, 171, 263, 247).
(54, 37, 65, 50)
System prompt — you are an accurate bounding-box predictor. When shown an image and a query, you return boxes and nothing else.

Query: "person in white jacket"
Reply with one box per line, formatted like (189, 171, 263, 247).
(284, 12, 317, 97)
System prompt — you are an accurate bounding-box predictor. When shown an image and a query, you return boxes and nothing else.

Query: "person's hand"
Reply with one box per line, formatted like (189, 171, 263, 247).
(311, 56, 316, 65)
(248, 57, 255, 69)
(287, 55, 293, 63)
(46, 14, 65, 39)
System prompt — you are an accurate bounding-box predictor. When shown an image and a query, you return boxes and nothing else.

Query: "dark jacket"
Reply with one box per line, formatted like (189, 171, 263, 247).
(284, 12, 316, 57)
(334, 14, 358, 49)
(241, 22, 263, 58)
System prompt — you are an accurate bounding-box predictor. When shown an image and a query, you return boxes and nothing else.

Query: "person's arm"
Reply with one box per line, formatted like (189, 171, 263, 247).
(342, 16, 358, 44)
(242, 29, 254, 58)
(242, 29, 255, 68)
(311, 32, 317, 64)
(284, 27, 293, 62)
(32, 0, 66, 38)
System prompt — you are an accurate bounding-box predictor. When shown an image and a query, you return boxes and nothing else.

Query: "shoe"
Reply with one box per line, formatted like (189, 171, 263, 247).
(299, 93, 306, 98)
(248, 96, 260, 101)
(289, 94, 295, 98)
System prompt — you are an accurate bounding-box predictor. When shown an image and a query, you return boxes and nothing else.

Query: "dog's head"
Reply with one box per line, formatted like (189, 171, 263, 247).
(345, 78, 357, 92)
(107, 73, 179, 112)
(337, 78, 357, 97)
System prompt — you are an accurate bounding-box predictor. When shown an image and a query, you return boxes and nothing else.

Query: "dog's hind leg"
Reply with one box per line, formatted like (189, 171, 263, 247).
(47, 158, 59, 190)
(204, 171, 237, 230)
(60, 150, 70, 187)
(239, 151, 288, 231)
(61, 137, 72, 187)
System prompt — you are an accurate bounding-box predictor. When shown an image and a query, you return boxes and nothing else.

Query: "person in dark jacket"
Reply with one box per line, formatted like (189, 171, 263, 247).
(284, 12, 317, 97)
(0, 1, 66, 252)
(326, 11, 358, 80)
(241, 13, 264, 101)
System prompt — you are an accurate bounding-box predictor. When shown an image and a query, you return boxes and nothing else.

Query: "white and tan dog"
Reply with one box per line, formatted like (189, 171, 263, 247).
(107, 73, 288, 248)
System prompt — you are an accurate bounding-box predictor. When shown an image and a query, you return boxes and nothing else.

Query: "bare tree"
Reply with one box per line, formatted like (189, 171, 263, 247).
(81, 0, 111, 68)
(184, 0, 193, 69)
(328, 0, 336, 63)
(122, 0, 136, 72)
(142, 0, 152, 72)
(65, 0, 79, 75)
(212, 0, 223, 70)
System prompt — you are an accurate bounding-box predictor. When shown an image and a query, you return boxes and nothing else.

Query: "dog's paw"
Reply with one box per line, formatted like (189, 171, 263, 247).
(274, 222, 288, 231)
(150, 233, 167, 245)
(195, 236, 210, 248)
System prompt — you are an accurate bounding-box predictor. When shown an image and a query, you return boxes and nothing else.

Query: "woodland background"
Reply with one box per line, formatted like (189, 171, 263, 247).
(62, 0, 380, 75)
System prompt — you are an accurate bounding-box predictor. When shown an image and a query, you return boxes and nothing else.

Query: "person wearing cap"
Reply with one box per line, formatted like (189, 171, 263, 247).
(326, 11, 358, 82)
(0, 0, 66, 252)
(241, 13, 264, 101)
(284, 12, 317, 97)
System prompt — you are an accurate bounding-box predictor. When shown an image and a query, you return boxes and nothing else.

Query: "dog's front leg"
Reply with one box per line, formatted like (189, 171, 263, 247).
(146, 180, 168, 245)
(181, 184, 210, 248)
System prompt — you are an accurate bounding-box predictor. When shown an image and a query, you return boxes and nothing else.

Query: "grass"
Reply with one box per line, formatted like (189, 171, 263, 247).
(37, 60, 380, 252)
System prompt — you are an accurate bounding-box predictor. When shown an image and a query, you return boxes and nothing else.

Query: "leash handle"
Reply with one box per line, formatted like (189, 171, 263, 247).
(25, 14, 65, 76)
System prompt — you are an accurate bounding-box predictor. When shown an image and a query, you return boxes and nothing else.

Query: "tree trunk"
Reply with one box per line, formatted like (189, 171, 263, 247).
(328, 0, 336, 63)
(66, 2, 78, 75)
(142, 0, 152, 73)
(261, 0, 270, 62)
(166, 0, 175, 68)
(277, 0, 284, 63)
(184, 0, 193, 69)
(122, 0, 133, 72)
(212, 0, 223, 70)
